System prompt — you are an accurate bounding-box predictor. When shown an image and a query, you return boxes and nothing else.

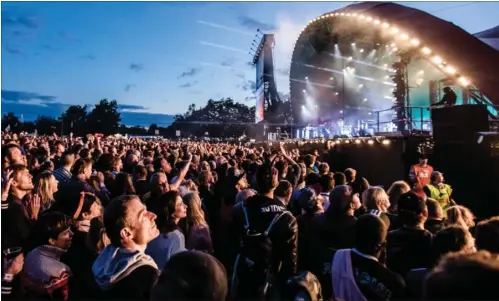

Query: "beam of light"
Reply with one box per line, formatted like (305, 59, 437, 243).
(199, 41, 248, 54)
(328, 53, 396, 72)
(197, 20, 254, 36)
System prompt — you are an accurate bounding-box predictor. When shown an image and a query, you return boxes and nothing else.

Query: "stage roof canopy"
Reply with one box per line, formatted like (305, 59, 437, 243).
(290, 2, 499, 107)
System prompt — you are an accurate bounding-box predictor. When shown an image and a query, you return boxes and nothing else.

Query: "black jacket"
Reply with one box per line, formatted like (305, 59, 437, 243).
(229, 194, 298, 298)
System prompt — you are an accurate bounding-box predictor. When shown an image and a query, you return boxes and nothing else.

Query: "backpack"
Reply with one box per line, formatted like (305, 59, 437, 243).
(230, 204, 291, 299)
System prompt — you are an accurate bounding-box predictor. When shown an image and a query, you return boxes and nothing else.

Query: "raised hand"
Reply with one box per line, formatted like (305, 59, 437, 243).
(1, 169, 14, 202)
(27, 193, 41, 220)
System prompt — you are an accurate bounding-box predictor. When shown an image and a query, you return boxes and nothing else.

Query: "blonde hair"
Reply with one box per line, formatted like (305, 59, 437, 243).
(183, 192, 208, 228)
(447, 205, 475, 229)
(362, 187, 390, 212)
(35, 171, 56, 211)
(387, 180, 411, 211)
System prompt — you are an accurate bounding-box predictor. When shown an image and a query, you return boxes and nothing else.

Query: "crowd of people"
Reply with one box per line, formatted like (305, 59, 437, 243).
(2, 131, 499, 300)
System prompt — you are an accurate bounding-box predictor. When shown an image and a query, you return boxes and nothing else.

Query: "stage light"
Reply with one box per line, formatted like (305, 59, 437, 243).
(391, 27, 399, 34)
(382, 139, 391, 145)
(355, 139, 361, 144)
(301, 105, 305, 108)
(359, 15, 365, 19)
(367, 17, 373, 22)
(340, 110, 343, 113)
(432, 56, 443, 64)
(458, 77, 470, 86)
(346, 13, 351, 16)
(340, 12, 345, 16)
(393, 47, 398, 51)
(335, 92, 339, 95)
(315, 105, 318, 108)
(382, 22, 390, 28)
(330, 77, 334, 80)
(302, 89, 306, 93)
(345, 140, 351, 144)
(359, 84, 364, 88)
(363, 98, 368, 102)
(374, 19, 381, 25)
(390, 43, 396, 47)
(360, 49, 364, 53)
(348, 56, 353, 60)
(411, 39, 420, 46)
(368, 112, 372, 115)
(335, 13, 339, 16)
(445, 65, 457, 75)
(351, 43, 356, 46)
(385, 75, 389, 79)
(383, 64, 388, 68)
(353, 13, 358, 17)
(421, 47, 431, 55)
(400, 33, 409, 40)
(305, 76, 309, 80)
(416, 78, 424, 86)
(367, 139, 374, 145)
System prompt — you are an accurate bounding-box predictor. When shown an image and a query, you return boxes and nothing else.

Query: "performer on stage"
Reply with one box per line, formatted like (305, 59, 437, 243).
(409, 153, 433, 189)
(432, 86, 457, 107)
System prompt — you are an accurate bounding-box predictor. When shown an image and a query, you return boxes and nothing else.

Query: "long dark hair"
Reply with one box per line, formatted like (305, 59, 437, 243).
(153, 191, 181, 234)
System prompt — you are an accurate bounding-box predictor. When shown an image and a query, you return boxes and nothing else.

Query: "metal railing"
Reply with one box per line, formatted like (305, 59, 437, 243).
(374, 105, 499, 135)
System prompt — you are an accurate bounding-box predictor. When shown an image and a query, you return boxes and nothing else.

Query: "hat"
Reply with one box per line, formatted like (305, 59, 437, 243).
(398, 192, 426, 216)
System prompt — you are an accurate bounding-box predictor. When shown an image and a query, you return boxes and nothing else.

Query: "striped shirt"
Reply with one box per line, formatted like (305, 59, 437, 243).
(53, 167, 72, 184)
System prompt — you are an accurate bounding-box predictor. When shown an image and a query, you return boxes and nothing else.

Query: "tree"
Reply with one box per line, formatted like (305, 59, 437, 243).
(60, 105, 88, 136)
(35, 116, 60, 135)
(167, 98, 257, 138)
(86, 99, 121, 135)
(2, 112, 20, 132)
(148, 123, 159, 135)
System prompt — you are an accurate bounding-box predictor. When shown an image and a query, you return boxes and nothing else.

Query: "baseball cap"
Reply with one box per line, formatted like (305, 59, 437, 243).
(296, 187, 318, 212)
(398, 192, 426, 216)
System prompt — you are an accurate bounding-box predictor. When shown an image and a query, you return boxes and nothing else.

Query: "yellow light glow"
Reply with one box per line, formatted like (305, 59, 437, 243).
(391, 27, 399, 34)
(382, 139, 391, 145)
(421, 47, 431, 55)
(400, 33, 409, 40)
(367, 140, 374, 145)
(410, 39, 420, 46)
(359, 15, 365, 19)
(382, 22, 390, 28)
(346, 13, 351, 16)
(432, 56, 443, 64)
(355, 139, 361, 144)
(458, 77, 470, 86)
(353, 13, 358, 17)
(445, 65, 457, 74)
(340, 13, 345, 16)
(367, 17, 373, 22)
(374, 20, 381, 25)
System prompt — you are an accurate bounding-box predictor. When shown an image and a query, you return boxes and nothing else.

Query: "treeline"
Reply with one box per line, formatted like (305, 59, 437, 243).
(1, 98, 264, 138)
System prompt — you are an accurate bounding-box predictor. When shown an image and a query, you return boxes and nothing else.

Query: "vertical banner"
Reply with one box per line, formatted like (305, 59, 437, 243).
(255, 84, 265, 123)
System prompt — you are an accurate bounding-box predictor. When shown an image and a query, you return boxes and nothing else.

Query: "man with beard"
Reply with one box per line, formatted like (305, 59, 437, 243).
(92, 195, 160, 300)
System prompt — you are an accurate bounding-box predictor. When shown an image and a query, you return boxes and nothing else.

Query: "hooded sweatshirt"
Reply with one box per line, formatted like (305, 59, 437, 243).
(92, 245, 159, 300)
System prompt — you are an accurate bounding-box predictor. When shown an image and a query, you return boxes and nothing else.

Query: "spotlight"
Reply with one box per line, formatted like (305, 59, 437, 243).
(301, 105, 305, 108)
(366, 17, 373, 22)
(360, 49, 364, 53)
(445, 66, 457, 75)
(421, 47, 431, 55)
(391, 27, 399, 34)
(348, 56, 353, 61)
(351, 68, 356, 72)
(382, 139, 391, 145)
(345, 139, 351, 144)
(358, 84, 364, 88)
(363, 98, 368, 102)
(339, 110, 343, 114)
(355, 139, 361, 144)
(330, 77, 334, 80)
(383, 64, 388, 68)
(367, 139, 374, 145)
(351, 43, 356, 46)
(335, 92, 339, 95)
(374, 20, 381, 25)
(305, 76, 308, 80)
(302, 89, 306, 93)
(410, 39, 420, 46)
(368, 112, 372, 115)
(390, 43, 396, 47)
(432, 56, 443, 64)
(458, 77, 470, 86)
(382, 22, 390, 28)
(393, 47, 398, 51)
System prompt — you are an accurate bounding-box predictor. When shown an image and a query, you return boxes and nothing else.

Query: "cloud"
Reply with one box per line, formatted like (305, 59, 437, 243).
(129, 63, 144, 72)
(241, 80, 256, 92)
(4, 45, 24, 56)
(118, 104, 148, 111)
(238, 16, 275, 31)
(246, 61, 256, 68)
(1, 89, 56, 103)
(244, 96, 256, 102)
(235, 73, 246, 80)
(80, 54, 96, 60)
(124, 84, 136, 92)
(177, 68, 201, 79)
(221, 57, 236, 67)
(2, 10, 40, 29)
(58, 31, 80, 42)
(179, 81, 199, 88)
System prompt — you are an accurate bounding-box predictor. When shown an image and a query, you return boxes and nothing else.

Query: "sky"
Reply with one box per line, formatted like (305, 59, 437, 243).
(2, 1, 499, 127)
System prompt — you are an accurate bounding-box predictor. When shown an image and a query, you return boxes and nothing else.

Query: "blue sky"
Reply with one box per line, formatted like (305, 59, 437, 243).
(2, 1, 499, 127)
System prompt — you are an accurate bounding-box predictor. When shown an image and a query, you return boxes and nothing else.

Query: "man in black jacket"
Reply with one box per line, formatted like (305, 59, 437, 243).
(229, 155, 298, 300)
(92, 195, 160, 300)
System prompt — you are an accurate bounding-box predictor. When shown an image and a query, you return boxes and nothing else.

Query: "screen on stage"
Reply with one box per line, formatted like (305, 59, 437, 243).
(255, 84, 265, 123)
